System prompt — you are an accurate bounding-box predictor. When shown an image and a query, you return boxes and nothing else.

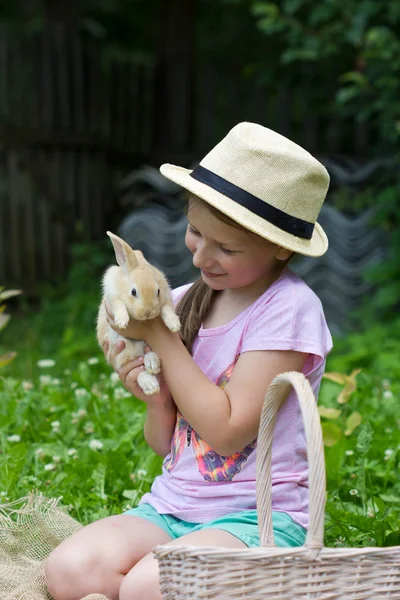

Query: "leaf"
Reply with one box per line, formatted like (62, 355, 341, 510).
(322, 422, 342, 447)
(339, 71, 368, 87)
(0, 313, 10, 332)
(336, 86, 360, 105)
(324, 369, 361, 404)
(0, 289, 22, 301)
(338, 369, 362, 404)
(345, 412, 362, 436)
(282, 48, 318, 63)
(384, 531, 400, 547)
(323, 372, 347, 385)
(318, 406, 341, 420)
(380, 494, 400, 505)
(0, 352, 17, 367)
(123, 489, 139, 502)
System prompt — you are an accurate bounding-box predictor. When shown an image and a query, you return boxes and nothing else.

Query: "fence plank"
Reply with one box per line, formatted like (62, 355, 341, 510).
(8, 152, 22, 282)
(0, 146, 6, 283)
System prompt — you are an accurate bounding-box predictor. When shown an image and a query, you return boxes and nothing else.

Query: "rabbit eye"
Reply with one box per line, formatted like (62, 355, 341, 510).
(131, 288, 137, 297)
(157, 288, 160, 297)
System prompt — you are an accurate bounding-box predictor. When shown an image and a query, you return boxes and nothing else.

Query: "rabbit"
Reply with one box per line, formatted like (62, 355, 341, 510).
(96, 231, 181, 395)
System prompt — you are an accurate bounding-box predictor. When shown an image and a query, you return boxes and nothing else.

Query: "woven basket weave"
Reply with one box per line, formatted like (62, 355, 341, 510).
(154, 371, 400, 599)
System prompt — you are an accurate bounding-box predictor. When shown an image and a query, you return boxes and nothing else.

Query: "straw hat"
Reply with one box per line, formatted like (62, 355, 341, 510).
(160, 122, 330, 257)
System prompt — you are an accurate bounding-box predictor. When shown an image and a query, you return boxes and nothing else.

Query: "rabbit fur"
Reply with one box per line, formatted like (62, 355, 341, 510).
(97, 231, 180, 395)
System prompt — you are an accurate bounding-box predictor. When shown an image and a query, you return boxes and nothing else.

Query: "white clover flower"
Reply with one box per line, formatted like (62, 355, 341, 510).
(52, 455, 61, 463)
(137, 469, 147, 479)
(89, 439, 103, 451)
(385, 427, 393, 434)
(71, 418, 78, 425)
(84, 422, 95, 434)
(77, 409, 87, 418)
(44, 463, 55, 471)
(39, 375, 52, 386)
(367, 510, 375, 518)
(22, 381, 34, 392)
(383, 390, 394, 399)
(35, 448, 44, 457)
(70, 382, 78, 389)
(88, 357, 99, 365)
(382, 378, 391, 389)
(110, 372, 119, 384)
(7, 434, 21, 443)
(384, 448, 394, 461)
(49, 406, 57, 413)
(37, 359, 56, 368)
(67, 448, 77, 456)
(345, 450, 354, 456)
(114, 388, 126, 400)
(74, 388, 89, 399)
(349, 489, 359, 496)
(51, 378, 61, 386)
(129, 473, 137, 483)
(51, 420, 60, 429)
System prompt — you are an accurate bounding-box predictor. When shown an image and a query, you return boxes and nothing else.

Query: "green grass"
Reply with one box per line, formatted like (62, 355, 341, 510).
(1, 242, 399, 546)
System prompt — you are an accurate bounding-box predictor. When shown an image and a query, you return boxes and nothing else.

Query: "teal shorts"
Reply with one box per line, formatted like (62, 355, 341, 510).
(124, 503, 306, 548)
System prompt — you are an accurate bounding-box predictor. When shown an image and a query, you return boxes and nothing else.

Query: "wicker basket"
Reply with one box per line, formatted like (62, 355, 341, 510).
(154, 371, 400, 599)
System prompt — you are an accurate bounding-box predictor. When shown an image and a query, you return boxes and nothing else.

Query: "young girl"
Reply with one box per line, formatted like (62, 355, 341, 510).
(46, 122, 332, 600)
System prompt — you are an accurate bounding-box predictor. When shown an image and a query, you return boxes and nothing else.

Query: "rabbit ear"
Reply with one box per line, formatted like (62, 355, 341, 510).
(107, 231, 138, 272)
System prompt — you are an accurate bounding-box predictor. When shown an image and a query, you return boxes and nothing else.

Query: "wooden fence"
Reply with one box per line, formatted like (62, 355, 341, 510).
(0, 25, 376, 292)
(0, 24, 154, 290)
(192, 64, 373, 158)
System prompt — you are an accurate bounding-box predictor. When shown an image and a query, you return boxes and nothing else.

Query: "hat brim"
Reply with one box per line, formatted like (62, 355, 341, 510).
(160, 164, 328, 258)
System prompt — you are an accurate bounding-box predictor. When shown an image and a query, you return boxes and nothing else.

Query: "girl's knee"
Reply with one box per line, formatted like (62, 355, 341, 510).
(45, 540, 113, 600)
(119, 554, 161, 600)
(45, 542, 91, 599)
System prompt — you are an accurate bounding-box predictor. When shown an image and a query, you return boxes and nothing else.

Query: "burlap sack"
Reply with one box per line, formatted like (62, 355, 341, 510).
(0, 494, 109, 600)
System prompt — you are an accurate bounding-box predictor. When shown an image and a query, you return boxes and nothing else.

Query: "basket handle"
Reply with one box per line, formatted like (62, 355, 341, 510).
(256, 371, 326, 556)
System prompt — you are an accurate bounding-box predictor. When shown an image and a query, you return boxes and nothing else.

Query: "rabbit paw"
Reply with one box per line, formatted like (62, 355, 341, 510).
(144, 351, 161, 374)
(114, 307, 129, 329)
(163, 313, 181, 333)
(137, 371, 160, 395)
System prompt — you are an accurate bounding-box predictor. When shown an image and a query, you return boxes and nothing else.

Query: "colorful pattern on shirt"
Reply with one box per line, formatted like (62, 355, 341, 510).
(164, 354, 256, 482)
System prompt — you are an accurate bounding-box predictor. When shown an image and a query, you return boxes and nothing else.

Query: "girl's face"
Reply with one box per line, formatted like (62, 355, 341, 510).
(185, 198, 291, 294)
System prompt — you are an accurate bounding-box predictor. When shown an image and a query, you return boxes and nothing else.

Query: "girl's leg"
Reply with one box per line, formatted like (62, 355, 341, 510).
(119, 528, 246, 600)
(45, 514, 172, 600)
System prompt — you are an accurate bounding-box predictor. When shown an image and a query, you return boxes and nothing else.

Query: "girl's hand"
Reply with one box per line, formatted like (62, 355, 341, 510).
(102, 340, 172, 407)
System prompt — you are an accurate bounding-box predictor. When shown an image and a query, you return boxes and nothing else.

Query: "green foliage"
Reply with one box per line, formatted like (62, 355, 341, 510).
(319, 324, 400, 547)
(0, 241, 112, 379)
(0, 363, 162, 524)
(249, 0, 400, 151)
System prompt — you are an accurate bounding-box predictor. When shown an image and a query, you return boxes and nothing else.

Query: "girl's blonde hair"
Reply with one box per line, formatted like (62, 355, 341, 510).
(176, 197, 291, 354)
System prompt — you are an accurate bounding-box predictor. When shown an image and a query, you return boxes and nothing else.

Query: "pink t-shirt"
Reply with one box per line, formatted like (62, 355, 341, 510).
(140, 267, 332, 528)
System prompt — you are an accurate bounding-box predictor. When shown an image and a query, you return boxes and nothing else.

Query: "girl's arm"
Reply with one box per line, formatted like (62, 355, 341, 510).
(113, 318, 307, 456)
(106, 341, 176, 457)
(143, 400, 177, 457)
